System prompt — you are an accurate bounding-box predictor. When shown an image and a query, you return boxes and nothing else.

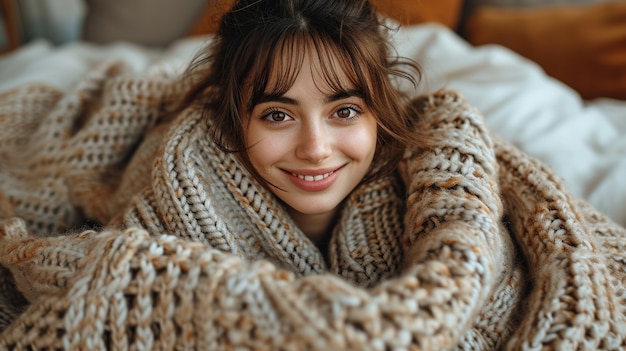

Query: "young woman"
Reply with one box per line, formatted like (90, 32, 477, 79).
(0, 0, 624, 349)
(185, 0, 423, 253)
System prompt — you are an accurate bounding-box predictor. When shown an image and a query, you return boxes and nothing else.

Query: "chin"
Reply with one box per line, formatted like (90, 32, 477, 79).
(285, 199, 340, 216)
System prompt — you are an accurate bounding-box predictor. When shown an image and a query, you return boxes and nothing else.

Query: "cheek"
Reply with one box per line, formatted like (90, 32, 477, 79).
(245, 129, 284, 171)
(339, 123, 378, 162)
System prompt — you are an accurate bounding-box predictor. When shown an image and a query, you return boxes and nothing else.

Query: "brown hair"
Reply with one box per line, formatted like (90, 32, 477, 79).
(184, 0, 422, 185)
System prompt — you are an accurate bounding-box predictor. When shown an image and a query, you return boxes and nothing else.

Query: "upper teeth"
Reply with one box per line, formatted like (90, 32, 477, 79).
(292, 171, 334, 182)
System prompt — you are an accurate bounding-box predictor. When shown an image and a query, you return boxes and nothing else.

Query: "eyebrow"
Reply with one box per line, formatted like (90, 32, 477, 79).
(255, 89, 364, 106)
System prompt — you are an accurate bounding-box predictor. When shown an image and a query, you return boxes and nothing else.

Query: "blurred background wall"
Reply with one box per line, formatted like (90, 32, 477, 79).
(1, 0, 208, 51)
(20, 0, 85, 44)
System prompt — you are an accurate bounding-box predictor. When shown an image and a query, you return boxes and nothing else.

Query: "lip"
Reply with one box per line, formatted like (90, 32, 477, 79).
(282, 165, 345, 192)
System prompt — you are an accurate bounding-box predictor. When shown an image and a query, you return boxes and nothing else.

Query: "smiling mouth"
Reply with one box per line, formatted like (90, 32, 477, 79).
(290, 170, 335, 182)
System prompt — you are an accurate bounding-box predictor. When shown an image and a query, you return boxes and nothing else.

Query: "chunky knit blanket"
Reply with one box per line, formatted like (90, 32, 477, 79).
(0, 62, 625, 350)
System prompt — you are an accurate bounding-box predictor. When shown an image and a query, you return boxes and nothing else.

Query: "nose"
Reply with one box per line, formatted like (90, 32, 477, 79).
(295, 122, 332, 163)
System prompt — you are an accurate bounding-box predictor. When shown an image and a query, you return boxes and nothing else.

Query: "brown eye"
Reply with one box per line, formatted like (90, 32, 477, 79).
(270, 111, 286, 121)
(337, 108, 352, 119)
(333, 106, 360, 120)
(264, 110, 290, 122)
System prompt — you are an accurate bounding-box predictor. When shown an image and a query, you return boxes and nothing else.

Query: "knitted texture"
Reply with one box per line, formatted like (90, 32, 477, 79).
(0, 62, 625, 350)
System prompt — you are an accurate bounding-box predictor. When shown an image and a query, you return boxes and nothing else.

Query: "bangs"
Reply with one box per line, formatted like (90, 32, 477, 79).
(246, 31, 371, 111)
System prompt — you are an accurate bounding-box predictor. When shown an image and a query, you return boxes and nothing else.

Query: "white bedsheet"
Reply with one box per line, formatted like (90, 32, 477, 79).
(1, 24, 625, 227)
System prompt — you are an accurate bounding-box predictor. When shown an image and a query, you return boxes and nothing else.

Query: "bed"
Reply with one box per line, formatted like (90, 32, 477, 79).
(1, 22, 625, 228)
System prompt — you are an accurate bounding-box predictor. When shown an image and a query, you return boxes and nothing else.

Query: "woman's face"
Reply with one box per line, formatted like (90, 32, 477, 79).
(244, 53, 377, 223)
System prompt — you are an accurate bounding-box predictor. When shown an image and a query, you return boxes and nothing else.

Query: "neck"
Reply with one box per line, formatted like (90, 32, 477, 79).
(288, 209, 337, 248)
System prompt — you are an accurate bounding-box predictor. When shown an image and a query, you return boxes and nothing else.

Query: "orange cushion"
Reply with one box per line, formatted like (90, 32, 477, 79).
(188, 0, 463, 36)
(464, 2, 626, 100)
(188, 0, 234, 36)
(372, 0, 463, 28)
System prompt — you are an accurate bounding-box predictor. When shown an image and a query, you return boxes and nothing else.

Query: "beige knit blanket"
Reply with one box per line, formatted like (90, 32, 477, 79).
(0, 62, 625, 350)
